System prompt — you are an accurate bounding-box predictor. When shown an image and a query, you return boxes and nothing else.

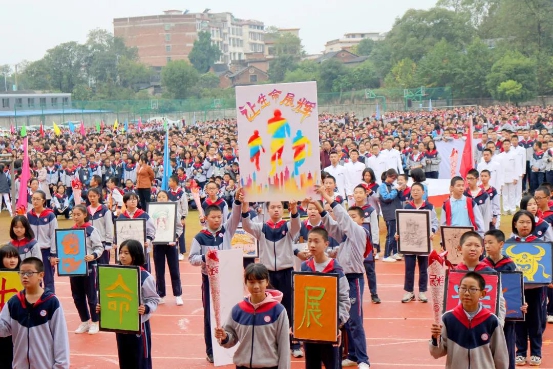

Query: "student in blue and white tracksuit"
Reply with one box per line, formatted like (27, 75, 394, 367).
(87, 188, 113, 264)
(27, 190, 58, 293)
(166, 175, 189, 257)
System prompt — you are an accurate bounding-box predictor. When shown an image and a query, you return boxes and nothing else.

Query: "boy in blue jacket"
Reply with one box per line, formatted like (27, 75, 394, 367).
(0, 257, 70, 369)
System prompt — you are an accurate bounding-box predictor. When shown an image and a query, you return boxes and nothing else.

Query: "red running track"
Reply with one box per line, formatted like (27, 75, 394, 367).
(62, 260, 552, 368)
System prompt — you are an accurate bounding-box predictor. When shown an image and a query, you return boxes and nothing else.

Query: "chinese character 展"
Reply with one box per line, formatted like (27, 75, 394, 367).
(239, 102, 260, 122)
(279, 93, 295, 107)
(298, 287, 326, 329)
(106, 274, 133, 324)
(293, 98, 316, 123)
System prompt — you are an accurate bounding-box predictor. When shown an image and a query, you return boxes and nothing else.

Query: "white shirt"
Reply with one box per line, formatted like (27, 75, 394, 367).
(344, 160, 366, 196)
(366, 154, 387, 184)
(512, 145, 527, 176)
(324, 164, 347, 198)
(381, 149, 404, 173)
(477, 159, 503, 190)
(497, 149, 522, 184)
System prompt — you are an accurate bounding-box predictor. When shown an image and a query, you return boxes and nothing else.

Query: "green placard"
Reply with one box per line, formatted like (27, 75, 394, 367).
(98, 265, 141, 334)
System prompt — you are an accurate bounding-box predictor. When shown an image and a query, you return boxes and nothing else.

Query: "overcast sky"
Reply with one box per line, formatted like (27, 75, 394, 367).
(1, 0, 438, 65)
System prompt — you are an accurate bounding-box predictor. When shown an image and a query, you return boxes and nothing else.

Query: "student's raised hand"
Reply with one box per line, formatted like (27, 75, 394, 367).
(288, 200, 298, 214)
(214, 327, 227, 341)
(235, 187, 244, 201)
(297, 251, 310, 261)
(96, 304, 101, 313)
(430, 323, 442, 339)
(138, 305, 146, 315)
(521, 303, 528, 314)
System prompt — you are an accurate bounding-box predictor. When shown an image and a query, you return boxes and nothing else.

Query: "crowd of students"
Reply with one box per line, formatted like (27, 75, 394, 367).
(0, 106, 552, 369)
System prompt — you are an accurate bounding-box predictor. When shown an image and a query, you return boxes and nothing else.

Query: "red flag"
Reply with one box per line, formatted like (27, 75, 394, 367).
(10, 123, 15, 135)
(80, 121, 86, 137)
(138, 117, 143, 131)
(459, 116, 474, 178)
(101, 120, 105, 130)
(16, 137, 30, 215)
(39, 122, 45, 138)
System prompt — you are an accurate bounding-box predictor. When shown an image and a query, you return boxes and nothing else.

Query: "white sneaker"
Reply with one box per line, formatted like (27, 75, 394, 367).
(75, 321, 90, 334)
(176, 296, 183, 306)
(291, 348, 304, 358)
(402, 292, 415, 303)
(88, 322, 99, 335)
(418, 292, 428, 303)
(547, 315, 553, 323)
(159, 297, 166, 305)
(382, 257, 397, 263)
(374, 253, 380, 260)
(358, 363, 370, 369)
(178, 253, 184, 261)
(342, 359, 357, 367)
(392, 253, 403, 260)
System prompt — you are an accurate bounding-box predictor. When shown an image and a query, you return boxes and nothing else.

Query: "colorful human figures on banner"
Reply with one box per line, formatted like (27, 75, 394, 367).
(291, 130, 311, 177)
(267, 109, 291, 176)
(247, 130, 265, 171)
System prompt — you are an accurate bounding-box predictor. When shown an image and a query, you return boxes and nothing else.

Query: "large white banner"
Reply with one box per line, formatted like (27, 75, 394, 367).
(236, 82, 321, 201)
(436, 139, 467, 179)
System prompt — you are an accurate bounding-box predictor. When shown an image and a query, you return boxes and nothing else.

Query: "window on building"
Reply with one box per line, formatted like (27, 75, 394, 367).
(1, 98, 9, 108)
(250, 75, 258, 83)
(15, 98, 22, 108)
(166, 45, 171, 52)
(27, 98, 34, 108)
(62, 97, 69, 106)
(164, 24, 171, 31)
(165, 34, 171, 42)
(51, 98, 58, 107)
(167, 57, 172, 62)
(40, 98, 46, 107)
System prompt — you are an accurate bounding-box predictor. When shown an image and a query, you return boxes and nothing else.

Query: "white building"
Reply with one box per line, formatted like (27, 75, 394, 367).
(324, 32, 385, 53)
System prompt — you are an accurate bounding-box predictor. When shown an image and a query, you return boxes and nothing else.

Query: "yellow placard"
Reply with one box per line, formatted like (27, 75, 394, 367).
(0, 271, 23, 312)
(292, 272, 338, 343)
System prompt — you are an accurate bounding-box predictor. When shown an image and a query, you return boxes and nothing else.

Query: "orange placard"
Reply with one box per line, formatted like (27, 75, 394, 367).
(292, 272, 339, 343)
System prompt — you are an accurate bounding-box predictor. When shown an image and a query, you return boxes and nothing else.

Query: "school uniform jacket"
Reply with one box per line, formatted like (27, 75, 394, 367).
(72, 223, 104, 261)
(482, 186, 500, 222)
(429, 304, 509, 369)
(321, 202, 366, 275)
(189, 201, 242, 274)
(51, 193, 70, 211)
(301, 258, 351, 325)
(139, 268, 160, 324)
(219, 289, 290, 369)
(0, 290, 70, 369)
(242, 209, 301, 272)
(464, 188, 491, 232)
(88, 205, 114, 249)
(360, 203, 379, 245)
(440, 196, 486, 237)
(167, 186, 189, 218)
(201, 197, 229, 221)
(423, 149, 442, 172)
(27, 208, 58, 257)
(8, 238, 42, 261)
(297, 220, 339, 248)
(533, 217, 553, 242)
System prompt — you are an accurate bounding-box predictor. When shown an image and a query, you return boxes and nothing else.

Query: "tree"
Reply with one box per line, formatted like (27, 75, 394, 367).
(284, 60, 320, 83)
(161, 60, 199, 99)
(437, 0, 500, 28)
(118, 57, 152, 90)
(368, 41, 394, 80)
(44, 42, 87, 92)
(268, 55, 298, 83)
(318, 59, 348, 92)
(486, 51, 537, 102)
(273, 33, 304, 58)
(496, 80, 524, 103)
(384, 58, 418, 89)
(355, 39, 376, 56)
(20, 59, 52, 90)
(455, 38, 494, 98)
(415, 40, 461, 88)
(188, 31, 222, 73)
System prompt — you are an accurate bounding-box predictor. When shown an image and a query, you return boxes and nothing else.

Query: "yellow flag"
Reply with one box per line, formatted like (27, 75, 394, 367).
(52, 122, 61, 136)
(114, 119, 119, 130)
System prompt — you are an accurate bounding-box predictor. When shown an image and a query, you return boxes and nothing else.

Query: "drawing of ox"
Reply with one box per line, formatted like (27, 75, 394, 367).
(505, 245, 551, 282)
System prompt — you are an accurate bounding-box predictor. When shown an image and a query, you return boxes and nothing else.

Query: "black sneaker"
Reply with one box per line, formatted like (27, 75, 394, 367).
(206, 354, 214, 363)
(371, 295, 381, 304)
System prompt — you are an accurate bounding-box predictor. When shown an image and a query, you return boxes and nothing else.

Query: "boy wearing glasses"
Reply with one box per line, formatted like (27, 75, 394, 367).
(464, 169, 491, 233)
(429, 271, 509, 368)
(0, 257, 70, 368)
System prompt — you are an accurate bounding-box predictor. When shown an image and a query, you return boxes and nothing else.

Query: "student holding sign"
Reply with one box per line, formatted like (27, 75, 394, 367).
(0, 246, 21, 369)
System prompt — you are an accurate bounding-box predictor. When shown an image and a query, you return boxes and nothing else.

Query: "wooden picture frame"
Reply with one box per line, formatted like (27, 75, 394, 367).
(231, 225, 259, 258)
(440, 226, 474, 265)
(396, 210, 431, 254)
(501, 271, 525, 321)
(98, 265, 141, 334)
(147, 202, 177, 244)
(55, 228, 88, 276)
(503, 242, 553, 285)
(292, 272, 339, 344)
(443, 270, 500, 315)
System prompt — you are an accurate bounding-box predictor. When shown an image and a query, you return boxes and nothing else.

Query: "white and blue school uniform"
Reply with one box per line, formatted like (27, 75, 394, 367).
(27, 208, 58, 293)
(88, 204, 114, 264)
(360, 203, 379, 299)
(7, 238, 42, 261)
(167, 186, 189, 254)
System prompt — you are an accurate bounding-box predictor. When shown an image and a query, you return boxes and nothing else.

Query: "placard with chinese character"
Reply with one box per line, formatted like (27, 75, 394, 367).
(503, 242, 552, 285)
(230, 226, 258, 258)
(98, 265, 141, 334)
(55, 229, 87, 276)
(501, 271, 525, 321)
(236, 82, 321, 202)
(292, 272, 339, 343)
(443, 270, 500, 315)
(0, 271, 23, 312)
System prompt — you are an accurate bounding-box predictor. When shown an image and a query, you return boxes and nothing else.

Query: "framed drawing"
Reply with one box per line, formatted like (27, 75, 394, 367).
(147, 202, 177, 244)
(98, 265, 141, 334)
(114, 219, 146, 262)
(440, 226, 474, 265)
(292, 272, 339, 344)
(501, 271, 525, 321)
(231, 225, 259, 258)
(0, 271, 23, 312)
(55, 229, 88, 276)
(443, 270, 500, 315)
(396, 210, 431, 254)
(503, 242, 552, 285)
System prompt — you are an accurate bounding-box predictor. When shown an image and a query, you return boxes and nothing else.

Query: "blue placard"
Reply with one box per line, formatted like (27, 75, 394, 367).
(503, 242, 552, 285)
(55, 229, 88, 276)
(500, 271, 525, 321)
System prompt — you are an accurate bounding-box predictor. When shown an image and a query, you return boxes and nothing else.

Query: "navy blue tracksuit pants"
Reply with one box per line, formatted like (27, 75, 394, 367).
(363, 259, 377, 297)
(516, 287, 547, 358)
(153, 244, 182, 297)
(41, 248, 55, 293)
(116, 321, 152, 369)
(345, 273, 369, 365)
(547, 287, 553, 316)
(70, 263, 98, 322)
(201, 273, 213, 356)
(505, 321, 516, 369)
(384, 220, 397, 258)
(304, 342, 340, 369)
(178, 225, 186, 254)
(404, 255, 428, 293)
(269, 268, 300, 350)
